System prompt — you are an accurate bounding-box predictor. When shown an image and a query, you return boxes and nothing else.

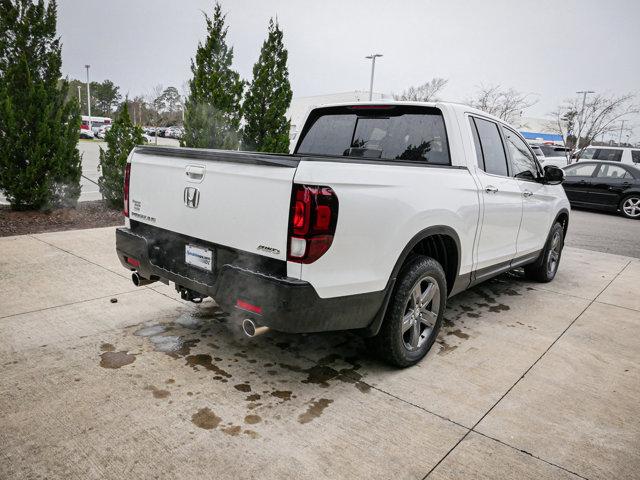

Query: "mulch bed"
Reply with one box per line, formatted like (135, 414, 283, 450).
(0, 200, 123, 237)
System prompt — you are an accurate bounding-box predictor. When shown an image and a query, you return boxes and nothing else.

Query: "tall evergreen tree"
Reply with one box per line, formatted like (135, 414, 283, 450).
(0, 0, 81, 210)
(242, 18, 293, 153)
(98, 102, 143, 209)
(181, 2, 243, 149)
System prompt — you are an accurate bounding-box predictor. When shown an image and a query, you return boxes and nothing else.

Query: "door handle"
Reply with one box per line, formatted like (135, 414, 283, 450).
(185, 164, 205, 181)
(523, 190, 533, 198)
(485, 186, 498, 193)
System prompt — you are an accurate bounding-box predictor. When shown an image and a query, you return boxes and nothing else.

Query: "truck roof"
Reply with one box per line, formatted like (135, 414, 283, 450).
(307, 100, 506, 125)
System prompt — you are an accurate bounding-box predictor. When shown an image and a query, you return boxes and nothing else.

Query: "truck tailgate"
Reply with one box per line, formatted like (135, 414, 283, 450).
(128, 147, 299, 261)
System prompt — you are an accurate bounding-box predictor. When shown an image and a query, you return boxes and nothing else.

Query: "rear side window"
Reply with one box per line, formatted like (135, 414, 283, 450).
(296, 106, 450, 165)
(597, 164, 631, 179)
(472, 117, 509, 176)
(595, 149, 623, 162)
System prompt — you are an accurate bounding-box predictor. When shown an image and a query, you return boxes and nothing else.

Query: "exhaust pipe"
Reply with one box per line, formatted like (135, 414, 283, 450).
(242, 318, 270, 338)
(132, 272, 156, 287)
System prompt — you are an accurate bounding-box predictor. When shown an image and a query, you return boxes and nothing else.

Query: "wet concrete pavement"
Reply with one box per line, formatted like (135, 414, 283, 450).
(1, 227, 639, 479)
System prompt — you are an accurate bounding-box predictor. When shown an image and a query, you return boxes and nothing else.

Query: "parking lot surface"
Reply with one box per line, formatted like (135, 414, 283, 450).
(1, 227, 639, 479)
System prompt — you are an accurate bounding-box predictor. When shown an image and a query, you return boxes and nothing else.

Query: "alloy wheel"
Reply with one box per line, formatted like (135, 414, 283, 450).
(622, 197, 640, 218)
(402, 275, 440, 351)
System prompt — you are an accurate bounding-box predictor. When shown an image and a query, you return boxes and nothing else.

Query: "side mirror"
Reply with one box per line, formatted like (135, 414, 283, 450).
(543, 165, 565, 185)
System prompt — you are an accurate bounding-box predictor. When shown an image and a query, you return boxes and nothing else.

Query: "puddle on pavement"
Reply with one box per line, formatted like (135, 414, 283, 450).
(100, 351, 136, 369)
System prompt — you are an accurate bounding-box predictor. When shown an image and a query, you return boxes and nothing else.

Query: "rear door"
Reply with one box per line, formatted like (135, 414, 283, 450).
(469, 116, 523, 278)
(590, 163, 636, 209)
(561, 163, 598, 203)
(128, 148, 298, 261)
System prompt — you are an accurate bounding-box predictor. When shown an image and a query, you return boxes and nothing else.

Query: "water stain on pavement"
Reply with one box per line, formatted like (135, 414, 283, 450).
(298, 398, 334, 424)
(185, 354, 232, 379)
(100, 343, 115, 352)
(270, 390, 292, 402)
(191, 407, 221, 430)
(234, 383, 251, 392)
(244, 414, 262, 425)
(447, 329, 470, 339)
(100, 351, 136, 369)
(144, 385, 171, 399)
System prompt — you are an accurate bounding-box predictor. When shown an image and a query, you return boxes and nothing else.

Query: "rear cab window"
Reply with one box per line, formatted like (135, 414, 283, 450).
(295, 105, 450, 165)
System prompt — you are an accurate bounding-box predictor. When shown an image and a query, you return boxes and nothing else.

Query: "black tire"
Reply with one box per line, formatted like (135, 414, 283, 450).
(368, 256, 447, 367)
(524, 222, 564, 283)
(619, 194, 640, 220)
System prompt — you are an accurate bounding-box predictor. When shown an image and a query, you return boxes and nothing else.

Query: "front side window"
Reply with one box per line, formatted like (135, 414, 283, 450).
(631, 150, 640, 164)
(564, 163, 597, 177)
(296, 106, 450, 165)
(503, 128, 540, 181)
(597, 164, 632, 179)
(473, 117, 508, 176)
(581, 148, 597, 159)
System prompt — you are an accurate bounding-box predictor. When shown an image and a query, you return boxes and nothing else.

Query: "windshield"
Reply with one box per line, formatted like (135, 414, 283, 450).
(296, 106, 450, 165)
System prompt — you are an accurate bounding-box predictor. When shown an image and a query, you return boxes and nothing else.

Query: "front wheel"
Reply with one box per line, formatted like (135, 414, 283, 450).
(524, 222, 564, 283)
(369, 256, 447, 367)
(620, 195, 640, 219)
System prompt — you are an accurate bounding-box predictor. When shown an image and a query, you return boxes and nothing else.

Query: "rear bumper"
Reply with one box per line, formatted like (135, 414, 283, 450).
(116, 226, 385, 334)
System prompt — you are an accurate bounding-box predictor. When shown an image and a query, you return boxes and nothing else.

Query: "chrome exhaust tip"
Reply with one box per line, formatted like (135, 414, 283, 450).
(242, 318, 270, 338)
(132, 272, 155, 287)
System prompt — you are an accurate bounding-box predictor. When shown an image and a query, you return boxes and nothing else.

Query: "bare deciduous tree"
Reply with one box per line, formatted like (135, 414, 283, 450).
(467, 84, 537, 126)
(394, 78, 449, 102)
(548, 93, 638, 153)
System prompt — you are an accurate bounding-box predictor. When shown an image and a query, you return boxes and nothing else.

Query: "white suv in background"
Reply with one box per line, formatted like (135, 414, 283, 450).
(579, 146, 640, 165)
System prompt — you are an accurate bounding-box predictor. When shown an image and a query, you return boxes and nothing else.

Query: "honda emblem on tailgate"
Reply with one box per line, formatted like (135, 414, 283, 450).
(184, 187, 200, 208)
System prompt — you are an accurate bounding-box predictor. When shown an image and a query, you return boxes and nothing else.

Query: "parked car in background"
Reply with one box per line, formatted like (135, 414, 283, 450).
(79, 128, 94, 139)
(116, 101, 569, 367)
(562, 161, 640, 219)
(577, 146, 640, 165)
(96, 124, 112, 139)
(165, 126, 184, 139)
(528, 142, 570, 168)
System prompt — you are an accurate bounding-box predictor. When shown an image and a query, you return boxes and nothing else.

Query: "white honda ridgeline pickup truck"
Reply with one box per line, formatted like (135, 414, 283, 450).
(116, 102, 569, 366)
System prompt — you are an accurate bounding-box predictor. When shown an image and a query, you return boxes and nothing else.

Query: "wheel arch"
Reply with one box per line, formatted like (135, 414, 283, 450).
(554, 208, 570, 238)
(361, 225, 462, 337)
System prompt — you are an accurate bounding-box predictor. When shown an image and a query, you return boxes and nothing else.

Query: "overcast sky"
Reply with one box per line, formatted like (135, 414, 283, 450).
(58, 0, 640, 138)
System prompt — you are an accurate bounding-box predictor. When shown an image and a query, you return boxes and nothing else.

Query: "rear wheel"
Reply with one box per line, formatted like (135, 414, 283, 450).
(524, 222, 564, 283)
(620, 195, 640, 219)
(369, 256, 446, 367)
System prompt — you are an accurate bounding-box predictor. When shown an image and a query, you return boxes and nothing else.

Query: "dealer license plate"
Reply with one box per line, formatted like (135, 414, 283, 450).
(185, 244, 213, 272)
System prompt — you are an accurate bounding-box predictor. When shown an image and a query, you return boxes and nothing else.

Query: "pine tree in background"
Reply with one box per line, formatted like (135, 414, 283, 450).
(242, 18, 293, 153)
(0, 0, 82, 210)
(181, 2, 243, 149)
(98, 102, 143, 209)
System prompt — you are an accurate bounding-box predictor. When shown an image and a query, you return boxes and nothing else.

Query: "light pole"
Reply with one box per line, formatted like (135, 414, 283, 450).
(85, 64, 92, 131)
(365, 54, 383, 101)
(618, 119, 625, 146)
(575, 90, 594, 150)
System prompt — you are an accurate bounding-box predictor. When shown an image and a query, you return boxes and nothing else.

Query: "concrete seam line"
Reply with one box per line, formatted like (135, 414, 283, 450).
(470, 430, 590, 480)
(422, 260, 631, 479)
(593, 300, 640, 314)
(29, 234, 131, 281)
(0, 289, 141, 321)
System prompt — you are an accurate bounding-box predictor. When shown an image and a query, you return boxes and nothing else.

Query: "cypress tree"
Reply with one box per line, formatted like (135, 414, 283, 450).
(98, 102, 143, 209)
(242, 18, 293, 153)
(0, 0, 81, 210)
(181, 2, 243, 149)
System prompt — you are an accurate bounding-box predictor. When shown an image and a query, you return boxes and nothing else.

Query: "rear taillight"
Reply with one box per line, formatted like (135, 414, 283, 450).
(123, 163, 131, 217)
(287, 184, 338, 264)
